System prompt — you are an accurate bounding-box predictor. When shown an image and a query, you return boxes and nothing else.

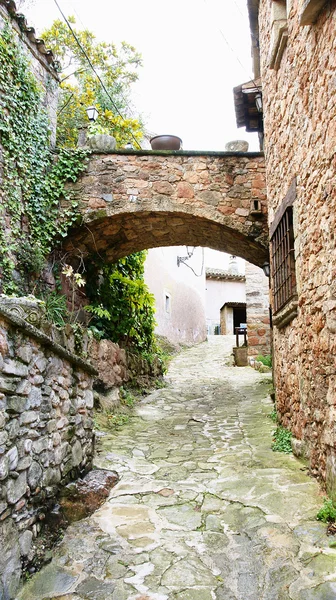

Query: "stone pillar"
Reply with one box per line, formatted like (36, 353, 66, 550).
(245, 262, 271, 358)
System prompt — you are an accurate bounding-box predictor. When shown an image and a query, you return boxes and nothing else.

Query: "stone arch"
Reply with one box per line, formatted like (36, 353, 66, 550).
(64, 210, 268, 266)
(63, 151, 269, 266)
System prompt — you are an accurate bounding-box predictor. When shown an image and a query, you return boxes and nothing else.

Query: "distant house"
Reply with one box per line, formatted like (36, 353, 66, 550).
(144, 246, 207, 345)
(145, 248, 271, 358)
(205, 261, 246, 335)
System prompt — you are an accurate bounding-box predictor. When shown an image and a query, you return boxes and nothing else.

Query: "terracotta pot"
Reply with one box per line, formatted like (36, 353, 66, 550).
(150, 135, 182, 151)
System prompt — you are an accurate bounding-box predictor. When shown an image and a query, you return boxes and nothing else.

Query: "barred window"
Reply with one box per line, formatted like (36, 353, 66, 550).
(271, 207, 297, 314)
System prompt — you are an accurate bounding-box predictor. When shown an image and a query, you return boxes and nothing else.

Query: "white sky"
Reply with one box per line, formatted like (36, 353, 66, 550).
(23, 0, 258, 151)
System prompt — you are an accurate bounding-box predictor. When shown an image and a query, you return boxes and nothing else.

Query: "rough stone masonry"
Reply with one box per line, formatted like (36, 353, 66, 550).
(256, 0, 336, 492)
(0, 300, 96, 599)
(64, 150, 269, 268)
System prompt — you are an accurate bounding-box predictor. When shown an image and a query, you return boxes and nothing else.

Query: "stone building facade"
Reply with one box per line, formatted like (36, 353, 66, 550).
(245, 262, 271, 358)
(237, 0, 336, 493)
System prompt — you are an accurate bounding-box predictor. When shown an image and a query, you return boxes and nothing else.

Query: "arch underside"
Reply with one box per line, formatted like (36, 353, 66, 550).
(63, 211, 269, 267)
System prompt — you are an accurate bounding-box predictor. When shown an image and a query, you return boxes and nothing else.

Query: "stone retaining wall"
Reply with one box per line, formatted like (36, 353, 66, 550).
(0, 304, 95, 599)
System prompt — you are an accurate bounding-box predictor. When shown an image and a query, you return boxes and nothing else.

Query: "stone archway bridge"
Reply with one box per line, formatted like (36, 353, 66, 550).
(64, 150, 268, 266)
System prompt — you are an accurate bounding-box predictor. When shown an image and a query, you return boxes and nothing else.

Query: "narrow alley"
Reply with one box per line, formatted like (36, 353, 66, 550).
(19, 338, 336, 600)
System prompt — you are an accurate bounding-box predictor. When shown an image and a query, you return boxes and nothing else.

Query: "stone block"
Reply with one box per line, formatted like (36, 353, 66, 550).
(7, 396, 27, 414)
(35, 357, 47, 372)
(2, 360, 28, 377)
(197, 191, 222, 206)
(0, 518, 21, 600)
(71, 440, 83, 467)
(177, 182, 194, 198)
(42, 467, 61, 487)
(19, 529, 33, 557)
(15, 380, 31, 396)
(17, 456, 32, 471)
(84, 389, 94, 409)
(27, 461, 42, 489)
(7, 447, 18, 471)
(17, 346, 33, 364)
(0, 377, 19, 394)
(27, 387, 42, 409)
(20, 411, 39, 425)
(47, 419, 57, 433)
(0, 456, 9, 481)
(233, 346, 248, 367)
(7, 419, 19, 440)
(7, 471, 27, 504)
(0, 431, 8, 446)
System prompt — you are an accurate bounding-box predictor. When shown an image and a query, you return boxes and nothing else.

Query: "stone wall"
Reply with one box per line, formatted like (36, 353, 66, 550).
(64, 151, 269, 268)
(89, 337, 164, 395)
(258, 0, 336, 490)
(0, 301, 95, 599)
(245, 262, 271, 357)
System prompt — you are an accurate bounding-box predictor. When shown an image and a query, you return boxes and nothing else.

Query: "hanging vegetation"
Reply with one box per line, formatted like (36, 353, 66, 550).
(85, 252, 157, 355)
(0, 22, 88, 294)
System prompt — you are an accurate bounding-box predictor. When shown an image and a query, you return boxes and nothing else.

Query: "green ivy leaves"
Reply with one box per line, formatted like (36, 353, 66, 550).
(0, 22, 88, 294)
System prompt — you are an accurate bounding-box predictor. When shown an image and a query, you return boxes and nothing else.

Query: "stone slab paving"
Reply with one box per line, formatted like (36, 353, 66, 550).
(18, 337, 336, 600)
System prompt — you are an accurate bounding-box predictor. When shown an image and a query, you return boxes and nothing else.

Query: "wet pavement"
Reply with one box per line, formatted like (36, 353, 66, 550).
(18, 337, 336, 599)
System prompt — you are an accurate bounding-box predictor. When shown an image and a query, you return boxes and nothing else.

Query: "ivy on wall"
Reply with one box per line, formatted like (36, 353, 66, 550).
(0, 22, 88, 294)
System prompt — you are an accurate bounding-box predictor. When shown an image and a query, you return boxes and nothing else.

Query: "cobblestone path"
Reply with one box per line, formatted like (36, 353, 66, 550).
(19, 337, 336, 600)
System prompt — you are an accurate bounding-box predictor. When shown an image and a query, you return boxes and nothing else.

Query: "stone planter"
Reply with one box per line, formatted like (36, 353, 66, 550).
(88, 134, 116, 152)
(225, 140, 249, 152)
(150, 135, 182, 151)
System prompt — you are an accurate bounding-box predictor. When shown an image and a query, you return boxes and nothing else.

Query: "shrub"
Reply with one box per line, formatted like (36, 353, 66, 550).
(316, 498, 336, 523)
(256, 354, 272, 368)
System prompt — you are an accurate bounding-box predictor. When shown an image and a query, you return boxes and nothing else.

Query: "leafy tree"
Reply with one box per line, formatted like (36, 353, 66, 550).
(85, 252, 157, 353)
(42, 17, 144, 147)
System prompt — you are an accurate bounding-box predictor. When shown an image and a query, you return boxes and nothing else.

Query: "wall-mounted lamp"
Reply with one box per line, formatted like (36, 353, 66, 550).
(255, 92, 263, 113)
(86, 106, 99, 122)
(262, 262, 270, 277)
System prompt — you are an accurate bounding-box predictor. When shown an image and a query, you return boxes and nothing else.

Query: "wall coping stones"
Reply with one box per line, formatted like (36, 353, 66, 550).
(87, 149, 265, 158)
(0, 305, 97, 375)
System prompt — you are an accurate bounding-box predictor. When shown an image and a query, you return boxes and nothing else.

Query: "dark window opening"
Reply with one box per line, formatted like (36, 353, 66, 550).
(165, 294, 171, 313)
(271, 207, 297, 314)
(233, 307, 247, 333)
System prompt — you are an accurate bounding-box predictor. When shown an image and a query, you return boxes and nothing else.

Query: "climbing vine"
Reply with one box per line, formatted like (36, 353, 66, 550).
(0, 22, 88, 294)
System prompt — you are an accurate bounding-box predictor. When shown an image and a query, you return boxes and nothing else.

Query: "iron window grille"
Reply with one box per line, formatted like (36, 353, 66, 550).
(271, 207, 297, 314)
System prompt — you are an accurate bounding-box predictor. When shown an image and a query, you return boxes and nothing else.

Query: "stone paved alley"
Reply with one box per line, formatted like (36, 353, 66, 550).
(18, 337, 336, 600)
